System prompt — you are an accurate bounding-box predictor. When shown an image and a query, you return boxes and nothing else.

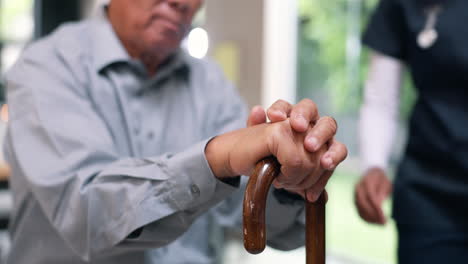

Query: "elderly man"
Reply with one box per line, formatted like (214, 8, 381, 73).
(4, 0, 347, 263)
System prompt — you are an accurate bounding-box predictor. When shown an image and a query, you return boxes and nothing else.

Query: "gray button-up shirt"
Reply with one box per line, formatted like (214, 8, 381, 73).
(3, 11, 305, 264)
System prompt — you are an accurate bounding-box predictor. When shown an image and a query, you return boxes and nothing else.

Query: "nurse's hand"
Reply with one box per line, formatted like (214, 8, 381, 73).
(354, 167, 393, 225)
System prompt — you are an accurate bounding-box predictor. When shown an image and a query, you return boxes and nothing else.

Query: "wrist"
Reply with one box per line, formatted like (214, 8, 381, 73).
(365, 166, 386, 175)
(205, 123, 274, 179)
(205, 136, 237, 179)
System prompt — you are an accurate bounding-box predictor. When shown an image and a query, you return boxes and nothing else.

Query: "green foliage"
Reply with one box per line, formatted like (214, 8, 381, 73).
(297, 0, 376, 113)
(298, 0, 416, 117)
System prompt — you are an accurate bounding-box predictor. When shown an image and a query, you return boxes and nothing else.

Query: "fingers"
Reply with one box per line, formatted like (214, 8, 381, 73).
(305, 170, 333, 202)
(320, 139, 348, 170)
(323, 189, 328, 204)
(246, 105, 267, 127)
(277, 181, 330, 204)
(305, 116, 338, 152)
(267, 100, 292, 123)
(354, 172, 391, 225)
(273, 126, 325, 187)
(276, 147, 318, 187)
(269, 119, 335, 190)
(377, 174, 393, 202)
(355, 183, 378, 223)
(364, 178, 386, 224)
(289, 99, 319, 133)
(266, 99, 319, 134)
(276, 159, 332, 202)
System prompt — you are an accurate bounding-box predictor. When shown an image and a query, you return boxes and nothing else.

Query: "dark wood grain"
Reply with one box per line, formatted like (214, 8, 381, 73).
(306, 193, 326, 264)
(243, 157, 326, 263)
(243, 156, 280, 254)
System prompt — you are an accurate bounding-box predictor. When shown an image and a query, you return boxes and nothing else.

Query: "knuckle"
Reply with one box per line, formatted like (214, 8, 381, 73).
(335, 141, 348, 160)
(321, 116, 338, 134)
(274, 99, 289, 109)
(271, 120, 290, 137)
(299, 99, 318, 116)
(266, 107, 277, 117)
(300, 98, 317, 109)
(342, 145, 349, 160)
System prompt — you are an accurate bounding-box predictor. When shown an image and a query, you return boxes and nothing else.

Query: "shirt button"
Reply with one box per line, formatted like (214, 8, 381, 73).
(190, 184, 200, 197)
(147, 131, 154, 140)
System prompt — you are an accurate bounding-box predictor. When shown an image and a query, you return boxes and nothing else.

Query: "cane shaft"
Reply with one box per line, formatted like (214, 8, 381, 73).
(306, 193, 326, 264)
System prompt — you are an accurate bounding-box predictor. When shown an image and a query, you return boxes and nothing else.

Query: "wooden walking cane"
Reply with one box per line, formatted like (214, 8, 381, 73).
(243, 156, 326, 264)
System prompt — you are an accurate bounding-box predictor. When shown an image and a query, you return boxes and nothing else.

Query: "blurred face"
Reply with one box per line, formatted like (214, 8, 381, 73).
(108, 0, 202, 60)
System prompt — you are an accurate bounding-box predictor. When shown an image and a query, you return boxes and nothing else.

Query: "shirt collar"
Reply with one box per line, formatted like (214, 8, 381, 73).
(90, 7, 131, 73)
(148, 51, 189, 84)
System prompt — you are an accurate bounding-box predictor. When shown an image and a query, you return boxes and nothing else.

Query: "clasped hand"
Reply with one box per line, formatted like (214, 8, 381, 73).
(205, 99, 348, 202)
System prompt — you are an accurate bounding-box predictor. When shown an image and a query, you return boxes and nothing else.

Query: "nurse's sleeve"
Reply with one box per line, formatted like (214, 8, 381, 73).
(359, 52, 404, 173)
(363, 0, 408, 60)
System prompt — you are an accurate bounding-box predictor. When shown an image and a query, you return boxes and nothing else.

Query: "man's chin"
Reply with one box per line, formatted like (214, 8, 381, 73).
(146, 34, 180, 49)
(143, 43, 179, 59)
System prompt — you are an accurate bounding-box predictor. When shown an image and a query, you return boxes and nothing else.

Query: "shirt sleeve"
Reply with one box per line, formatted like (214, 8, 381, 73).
(359, 52, 403, 173)
(4, 45, 240, 261)
(363, 0, 408, 60)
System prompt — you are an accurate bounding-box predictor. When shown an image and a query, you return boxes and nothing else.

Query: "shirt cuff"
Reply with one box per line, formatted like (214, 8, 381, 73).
(165, 139, 240, 211)
(119, 140, 240, 243)
(272, 188, 304, 205)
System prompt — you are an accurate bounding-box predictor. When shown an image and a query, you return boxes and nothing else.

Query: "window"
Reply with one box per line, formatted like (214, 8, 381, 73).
(297, 0, 398, 263)
(0, 0, 34, 75)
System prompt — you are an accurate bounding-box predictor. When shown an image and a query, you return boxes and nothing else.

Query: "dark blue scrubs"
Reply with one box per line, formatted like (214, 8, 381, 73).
(363, 0, 468, 262)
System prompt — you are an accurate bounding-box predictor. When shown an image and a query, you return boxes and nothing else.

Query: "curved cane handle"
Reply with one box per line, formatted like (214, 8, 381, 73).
(243, 156, 280, 254)
(243, 157, 280, 254)
(243, 157, 326, 263)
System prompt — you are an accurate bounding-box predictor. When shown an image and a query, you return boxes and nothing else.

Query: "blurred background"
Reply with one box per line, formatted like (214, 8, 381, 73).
(0, 0, 419, 263)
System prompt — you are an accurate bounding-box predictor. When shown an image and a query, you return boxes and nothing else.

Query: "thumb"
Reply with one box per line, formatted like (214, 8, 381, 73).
(247, 105, 267, 127)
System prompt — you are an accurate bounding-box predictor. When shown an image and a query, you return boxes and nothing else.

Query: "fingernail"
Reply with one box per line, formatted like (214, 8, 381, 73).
(324, 157, 334, 170)
(297, 115, 307, 127)
(307, 192, 318, 202)
(307, 137, 318, 151)
(274, 111, 287, 119)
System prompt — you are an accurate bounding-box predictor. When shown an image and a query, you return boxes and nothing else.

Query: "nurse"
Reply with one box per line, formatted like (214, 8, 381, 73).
(355, 0, 468, 263)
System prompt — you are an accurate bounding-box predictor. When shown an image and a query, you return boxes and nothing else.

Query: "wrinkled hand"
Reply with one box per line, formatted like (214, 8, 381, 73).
(206, 119, 335, 202)
(245, 99, 348, 201)
(354, 167, 393, 225)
